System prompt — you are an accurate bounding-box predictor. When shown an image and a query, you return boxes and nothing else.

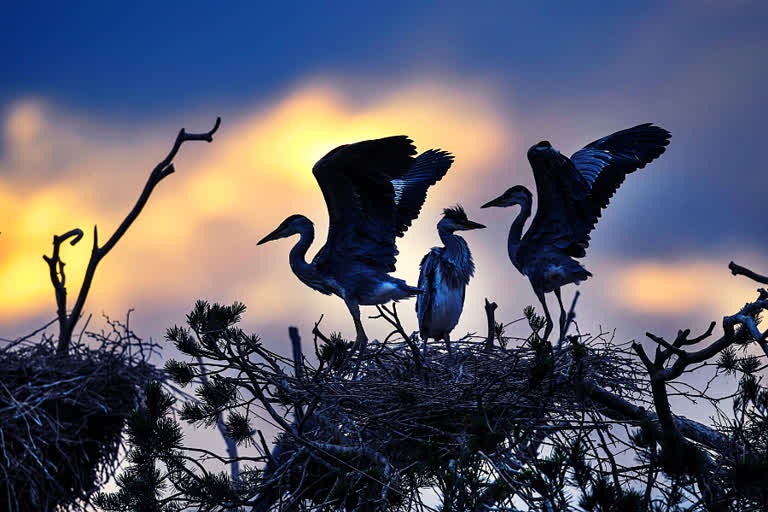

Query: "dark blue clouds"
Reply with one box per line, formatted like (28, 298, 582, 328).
(4, 2, 739, 115)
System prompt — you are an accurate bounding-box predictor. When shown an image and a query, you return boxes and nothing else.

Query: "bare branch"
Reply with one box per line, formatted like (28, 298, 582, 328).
(483, 298, 498, 351)
(49, 117, 221, 355)
(632, 342, 654, 371)
(638, 293, 768, 381)
(289, 327, 305, 382)
(42, 229, 84, 347)
(729, 261, 768, 285)
(645, 332, 686, 358)
(563, 290, 580, 337)
(582, 378, 730, 453)
(374, 304, 422, 368)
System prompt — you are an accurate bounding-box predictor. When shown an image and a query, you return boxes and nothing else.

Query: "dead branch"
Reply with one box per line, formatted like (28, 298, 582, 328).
(483, 298, 498, 351)
(729, 261, 768, 285)
(45, 117, 221, 355)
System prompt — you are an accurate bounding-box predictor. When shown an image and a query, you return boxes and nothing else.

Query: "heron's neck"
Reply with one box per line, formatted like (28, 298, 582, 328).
(438, 226, 475, 281)
(438, 226, 462, 255)
(508, 196, 532, 265)
(289, 222, 318, 283)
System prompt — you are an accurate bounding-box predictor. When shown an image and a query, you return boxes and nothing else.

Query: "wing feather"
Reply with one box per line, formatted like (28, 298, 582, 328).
(525, 124, 670, 259)
(571, 123, 671, 216)
(526, 154, 594, 258)
(392, 149, 453, 236)
(312, 135, 453, 275)
(416, 248, 441, 334)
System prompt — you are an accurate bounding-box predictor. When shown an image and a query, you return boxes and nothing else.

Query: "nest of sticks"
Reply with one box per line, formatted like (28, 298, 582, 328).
(0, 316, 160, 512)
(266, 327, 643, 509)
(181, 302, 649, 511)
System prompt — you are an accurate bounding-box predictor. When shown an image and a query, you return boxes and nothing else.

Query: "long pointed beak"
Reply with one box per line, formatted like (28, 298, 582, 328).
(257, 227, 283, 245)
(481, 195, 505, 208)
(462, 220, 486, 230)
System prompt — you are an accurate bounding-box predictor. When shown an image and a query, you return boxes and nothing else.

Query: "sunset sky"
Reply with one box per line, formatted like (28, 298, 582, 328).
(3, 2, 767, 366)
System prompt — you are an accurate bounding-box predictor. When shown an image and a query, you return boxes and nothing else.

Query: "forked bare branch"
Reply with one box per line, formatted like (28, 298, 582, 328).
(44, 117, 221, 355)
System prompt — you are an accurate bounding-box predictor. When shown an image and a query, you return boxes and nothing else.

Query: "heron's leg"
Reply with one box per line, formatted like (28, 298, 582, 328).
(554, 287, 567, 342)
(534, 288, 553, 341)
(444, 333, 452, 356)
(345, 299, 368, 354)
(346, 300, 369, 379)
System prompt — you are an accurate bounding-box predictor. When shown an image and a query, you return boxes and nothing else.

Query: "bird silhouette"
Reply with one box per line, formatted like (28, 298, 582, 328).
(482, 123, 671, 341)
(416, 205, 485, 354)
(258, 136, 453, 353)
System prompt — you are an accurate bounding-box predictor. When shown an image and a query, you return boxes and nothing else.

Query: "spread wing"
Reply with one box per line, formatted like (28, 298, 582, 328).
(392, 149, 454, 237)
(311, 136, 419, 273)
(526, 153, 595, 258)
(571, 123, 671, 221)
(526, 124, 671, 258)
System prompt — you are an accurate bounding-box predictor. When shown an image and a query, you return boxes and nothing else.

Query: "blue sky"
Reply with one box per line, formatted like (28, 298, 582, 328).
(2, 1, 767, 349)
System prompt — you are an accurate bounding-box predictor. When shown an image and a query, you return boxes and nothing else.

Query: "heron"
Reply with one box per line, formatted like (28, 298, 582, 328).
(258, 135, 453, 351)
(416, 205, 485, 354)
(481, 123, 671, 341)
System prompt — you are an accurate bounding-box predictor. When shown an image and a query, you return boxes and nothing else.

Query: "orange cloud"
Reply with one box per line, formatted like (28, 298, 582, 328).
(602, 260, 760, 317)
(0, 78, 515, 335)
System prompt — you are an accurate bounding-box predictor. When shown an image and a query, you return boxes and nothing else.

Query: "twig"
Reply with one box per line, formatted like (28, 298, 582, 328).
(289, 327, 304, 382)
(289, 326, 306, 424)
(375, 304, 422, 368)
(483, 298, 498, 351)
(563, 290, 580, 339)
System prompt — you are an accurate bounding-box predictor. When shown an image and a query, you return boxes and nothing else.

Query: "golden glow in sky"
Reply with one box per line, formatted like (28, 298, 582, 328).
(0, 78, 512, 330)
(0, 77, 759, 341)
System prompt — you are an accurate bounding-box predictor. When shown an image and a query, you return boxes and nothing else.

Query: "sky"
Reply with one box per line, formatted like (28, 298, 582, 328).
(2, 2, 767, 458)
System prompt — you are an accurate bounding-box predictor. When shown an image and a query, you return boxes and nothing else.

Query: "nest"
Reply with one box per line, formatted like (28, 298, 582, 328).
(248, 325, 647, 510)
(315, 339, 632, 460)
(0, 318, 159, 512)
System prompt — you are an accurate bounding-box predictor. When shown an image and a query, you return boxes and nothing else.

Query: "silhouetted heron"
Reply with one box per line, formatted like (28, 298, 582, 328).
(416, 205, 485, 354)
(258, 136, 453, 351)
(482, 123, 671, 341)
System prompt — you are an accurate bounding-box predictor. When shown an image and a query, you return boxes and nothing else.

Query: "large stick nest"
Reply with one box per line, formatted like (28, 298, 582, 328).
(0, 319, 160, 512)
(310, 337, 636, 462)
(242, 321, 647, 511)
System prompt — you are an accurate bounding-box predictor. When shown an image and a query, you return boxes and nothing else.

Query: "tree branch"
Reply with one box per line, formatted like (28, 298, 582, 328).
(49, 117, 221, 355)
(638, 293, 768, 382)
(581, 378, 730, 453)
(483, 298, 498, 351)
(729, 261, 768, 285)
(374, 304, 422, 368)
(42, 229, 84, 348)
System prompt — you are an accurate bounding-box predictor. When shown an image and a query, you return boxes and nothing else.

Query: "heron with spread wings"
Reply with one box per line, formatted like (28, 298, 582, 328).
(482, 123, 671, 341)
(258, 136, 453, 350)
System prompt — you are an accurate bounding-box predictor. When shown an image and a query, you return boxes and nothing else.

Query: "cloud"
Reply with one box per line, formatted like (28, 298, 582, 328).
(0, 78, 515, 339)
(598, 258, 760, 317)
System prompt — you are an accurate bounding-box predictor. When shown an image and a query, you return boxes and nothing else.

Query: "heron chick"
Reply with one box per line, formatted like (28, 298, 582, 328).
(416, 205, 485, 354)
(482, 123, 671, 342)
(258, 136, 453, 353)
